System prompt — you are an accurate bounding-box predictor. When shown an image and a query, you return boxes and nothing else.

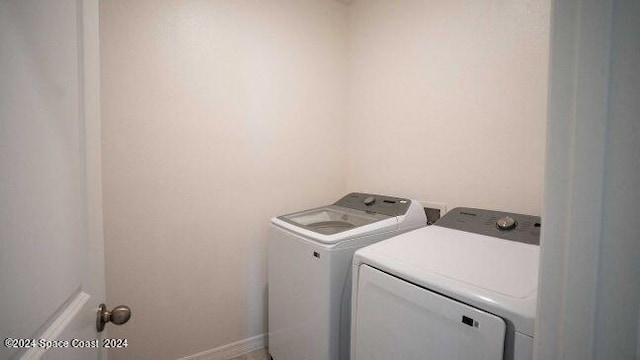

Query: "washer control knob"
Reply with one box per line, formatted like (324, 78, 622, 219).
(364, 196, 376, 206)
(496, 216, 517, 231)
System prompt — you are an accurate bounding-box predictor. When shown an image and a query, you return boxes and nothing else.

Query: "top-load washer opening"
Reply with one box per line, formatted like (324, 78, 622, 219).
(279, 206, 389, 235)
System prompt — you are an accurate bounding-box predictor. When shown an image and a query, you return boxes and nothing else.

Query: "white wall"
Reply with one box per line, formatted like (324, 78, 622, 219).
(100, 1, 348, 359)
(346, 0, 550, 215)
(536, 0, 640, 358)
(595, 0, 640, 355)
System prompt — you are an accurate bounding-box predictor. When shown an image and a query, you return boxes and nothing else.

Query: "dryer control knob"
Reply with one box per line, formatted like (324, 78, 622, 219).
(496, 216, 517, 231)
(364, 196, 376, 206)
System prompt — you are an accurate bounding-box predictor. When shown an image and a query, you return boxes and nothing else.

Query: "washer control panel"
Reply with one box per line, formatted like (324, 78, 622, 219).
(435, 207, 541, 245)
(335, 192, 411, 217)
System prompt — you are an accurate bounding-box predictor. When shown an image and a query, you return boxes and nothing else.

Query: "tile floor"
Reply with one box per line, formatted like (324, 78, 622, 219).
(229, 348, 269, 360)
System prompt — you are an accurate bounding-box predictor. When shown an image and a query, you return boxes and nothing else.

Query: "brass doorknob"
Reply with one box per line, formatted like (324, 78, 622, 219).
(96, 303, 131, 332)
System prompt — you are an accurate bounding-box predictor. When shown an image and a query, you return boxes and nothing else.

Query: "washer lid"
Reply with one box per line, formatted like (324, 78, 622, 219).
(273, 205, 399, 244)
(353, 225, 540, 336)
(279, 205, 389, 235)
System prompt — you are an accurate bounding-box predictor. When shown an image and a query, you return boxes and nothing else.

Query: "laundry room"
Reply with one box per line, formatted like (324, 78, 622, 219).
(2, 0, 638, 360)
(101, 1, 548, 358)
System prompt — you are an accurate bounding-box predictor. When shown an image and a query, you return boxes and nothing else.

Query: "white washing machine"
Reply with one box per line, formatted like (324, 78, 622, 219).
(350, 207, 541, 360)
(268, 193, 427, 360)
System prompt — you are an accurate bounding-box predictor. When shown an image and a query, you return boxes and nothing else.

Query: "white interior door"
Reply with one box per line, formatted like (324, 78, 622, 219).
(1, 0, 113, 359)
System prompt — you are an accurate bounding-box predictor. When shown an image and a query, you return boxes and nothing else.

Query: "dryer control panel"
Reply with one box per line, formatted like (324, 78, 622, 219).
(435, 207, 541, 245)
(335, 192, 411, 217)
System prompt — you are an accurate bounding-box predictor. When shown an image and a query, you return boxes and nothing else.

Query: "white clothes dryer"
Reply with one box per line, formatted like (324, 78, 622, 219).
(350, 207, 541, 360)
(268, 193, 426, 360)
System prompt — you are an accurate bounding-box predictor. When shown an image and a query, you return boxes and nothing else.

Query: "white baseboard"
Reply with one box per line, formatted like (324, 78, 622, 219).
(177, 334, 267, 360)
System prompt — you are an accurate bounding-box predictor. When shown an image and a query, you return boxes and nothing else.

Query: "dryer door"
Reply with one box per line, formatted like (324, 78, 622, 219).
(352, 265, 506, 360)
